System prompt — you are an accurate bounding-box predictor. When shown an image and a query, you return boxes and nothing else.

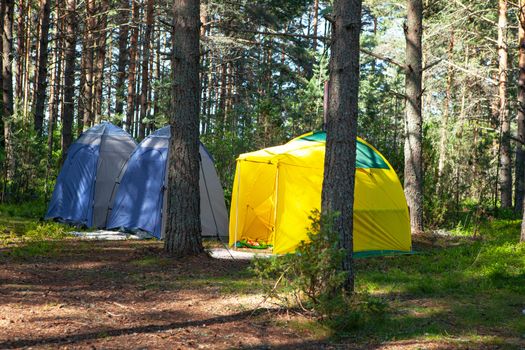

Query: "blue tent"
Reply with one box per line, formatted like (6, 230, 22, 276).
(107, 126, 228, 239)
(46, 122, 137, 228)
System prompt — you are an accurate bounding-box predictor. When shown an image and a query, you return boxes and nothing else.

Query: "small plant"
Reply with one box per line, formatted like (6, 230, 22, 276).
(24, 221, 73, 240)
(252, 210, 389, 331)
(2, 221, 73, 259)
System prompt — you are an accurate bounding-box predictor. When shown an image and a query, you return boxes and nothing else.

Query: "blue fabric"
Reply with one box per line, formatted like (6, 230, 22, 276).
(107, 147, 168, 238)
(46, 143, 100, 225)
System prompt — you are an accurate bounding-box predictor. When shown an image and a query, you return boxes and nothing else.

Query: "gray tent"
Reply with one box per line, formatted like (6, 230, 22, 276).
(46, 122, 137, 228)
(106, 126, 229, 238)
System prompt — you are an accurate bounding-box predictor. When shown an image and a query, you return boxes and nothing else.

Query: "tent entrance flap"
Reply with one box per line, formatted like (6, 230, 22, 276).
(230, 159, 278, 246)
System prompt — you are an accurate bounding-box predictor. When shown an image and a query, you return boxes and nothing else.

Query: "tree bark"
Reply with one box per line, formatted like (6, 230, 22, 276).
(47, 1, 62, 168)
(82, 0, 95, 130)
(139, 0, 154, 140)
(164, 0, 203, 257)
(33, 0, 51, 135)
(2, 0, 14, 180)
(15, 0, 24, 105)
(114, 0, 129, 120)
(321, 0, 362, 293)
(517, 0, 525, 214)
(126, 0, 139, 133)
(498, 0, 512, 208)
(93, 0, 108, 122)
(404, 0, 424, 234)
(62, 0, 76, 162)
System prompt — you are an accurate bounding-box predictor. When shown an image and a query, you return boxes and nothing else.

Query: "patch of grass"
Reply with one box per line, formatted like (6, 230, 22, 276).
(0, 200, 47, 219)
(283, 318, 332, 339)
(6, 240, 63, 259)
(131, 255, 172, 267)
(180, 270, 262, 295)
(344, 217, 525, 345)
(0, 219, 74, 259)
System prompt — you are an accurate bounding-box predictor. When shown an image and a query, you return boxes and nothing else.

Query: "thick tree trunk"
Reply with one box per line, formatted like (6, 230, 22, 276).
(114, 0, 129, 120)
(33, 0, 51, 135)
(404, 0, 424, 234)
(164, 0, 203, 257)
(498, 0, 512, 208)
(2, 0, 14, 180)
(62, 0, 76, 162)
(321, 0, 362, 293)
(139, 0, 154, 140)
(516, 0, 525, 214)
(126, 0, 139, 133)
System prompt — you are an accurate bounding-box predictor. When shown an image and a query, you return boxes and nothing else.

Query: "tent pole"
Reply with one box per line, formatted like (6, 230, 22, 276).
(234, 160, 241, 250)
(272, 163, 279, 250)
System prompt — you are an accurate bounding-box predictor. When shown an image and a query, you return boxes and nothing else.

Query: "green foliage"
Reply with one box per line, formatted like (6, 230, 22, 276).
(24, 221, 73, 240)
(0, 219, 73, 259)
(252, 210, 346, 308)
(0, 200, 47, 218)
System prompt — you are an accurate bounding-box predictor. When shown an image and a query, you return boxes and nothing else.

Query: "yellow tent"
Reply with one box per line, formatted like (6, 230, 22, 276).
(229, 131, 411, 255)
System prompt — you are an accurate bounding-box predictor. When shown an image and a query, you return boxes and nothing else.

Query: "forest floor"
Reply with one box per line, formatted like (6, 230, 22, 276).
(0, 208, 524, 349)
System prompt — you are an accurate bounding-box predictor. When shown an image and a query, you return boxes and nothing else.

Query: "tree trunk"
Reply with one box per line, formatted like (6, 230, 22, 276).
(47, 1, 62, 168)
(516, 0, 525, 214)
(404, 0, 424, 234)
(62, 0, 76, 162)
(312, 0, 319, 51)
(82, 0, 95, 130)
(321, 0, 362, 293)
(21, 3, 31, 122)
(106, 29, 113, 116)
(164, 0, 203, 257)
(126, 0, 139, 133)
(437, 31, 454, 194)
(139, 0, 154, 140)
(33, 0, 51, 135)
(15, 0, 25, 105)
(114, 0, 129, 121)
(498, 0, 512, 208)
(93, 0, 108, 122)
(2, 0, 14, 180)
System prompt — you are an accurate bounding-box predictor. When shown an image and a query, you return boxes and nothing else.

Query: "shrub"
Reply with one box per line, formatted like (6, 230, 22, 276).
(252, 210, 388, 330)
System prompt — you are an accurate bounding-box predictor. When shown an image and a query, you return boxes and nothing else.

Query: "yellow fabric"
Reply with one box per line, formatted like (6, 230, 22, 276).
(229, 132, 411, 254)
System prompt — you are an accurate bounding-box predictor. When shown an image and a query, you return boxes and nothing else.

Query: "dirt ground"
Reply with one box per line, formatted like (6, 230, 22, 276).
(0, 239, 521, 350)
(0, 240, 334, 350)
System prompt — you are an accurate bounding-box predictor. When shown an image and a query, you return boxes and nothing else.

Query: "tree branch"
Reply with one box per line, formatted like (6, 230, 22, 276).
(444, 59, 497, 85)
(422, 59, 442, 71)
(360, 48, 406, 70)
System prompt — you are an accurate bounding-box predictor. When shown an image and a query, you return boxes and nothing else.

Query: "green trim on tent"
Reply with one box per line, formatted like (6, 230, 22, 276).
(299, 131, 327, 142)
(297, 131, 389, 169)
(354, 250, 416, 258)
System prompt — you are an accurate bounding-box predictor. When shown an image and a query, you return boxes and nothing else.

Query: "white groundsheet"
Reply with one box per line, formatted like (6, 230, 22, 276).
(69, 230, 270, 260)
(70, 230, 153, 240)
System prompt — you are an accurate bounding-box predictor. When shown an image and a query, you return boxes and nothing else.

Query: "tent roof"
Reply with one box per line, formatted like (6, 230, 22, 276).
(82, 121, 134, 138)
(237, 131, 390, 169)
